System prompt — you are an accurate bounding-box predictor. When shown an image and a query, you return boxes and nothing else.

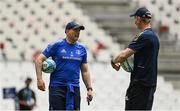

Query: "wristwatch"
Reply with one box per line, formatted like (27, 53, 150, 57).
(87, 87, 93, 91)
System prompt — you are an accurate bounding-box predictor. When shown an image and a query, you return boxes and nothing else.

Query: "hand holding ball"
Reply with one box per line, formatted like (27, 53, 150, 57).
(42, 59, 56, 73)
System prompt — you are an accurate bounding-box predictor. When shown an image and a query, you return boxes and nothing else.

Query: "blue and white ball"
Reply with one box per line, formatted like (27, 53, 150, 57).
(42, 59, 56, 73)
(121, 59, 133, 73)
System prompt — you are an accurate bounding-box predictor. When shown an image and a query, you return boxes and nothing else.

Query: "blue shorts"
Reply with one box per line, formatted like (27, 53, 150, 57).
(49, 86, 81, 110)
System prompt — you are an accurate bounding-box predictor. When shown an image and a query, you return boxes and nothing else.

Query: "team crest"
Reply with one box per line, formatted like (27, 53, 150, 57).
(76, 50, 81, 55)
(70, 52, 74, 56)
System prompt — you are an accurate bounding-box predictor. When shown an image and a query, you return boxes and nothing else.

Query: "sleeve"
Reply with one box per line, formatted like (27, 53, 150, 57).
(42, 42, 59, 58)
(128, 34, 151, 52)
(17, 90, 23, 100)
(32, 91, 36, 102)
(82, 48, 87, 64)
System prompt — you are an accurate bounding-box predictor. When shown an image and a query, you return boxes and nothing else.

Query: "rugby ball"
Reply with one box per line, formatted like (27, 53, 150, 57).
(121, 59, 133, 72)
(42, 59, 56, 73)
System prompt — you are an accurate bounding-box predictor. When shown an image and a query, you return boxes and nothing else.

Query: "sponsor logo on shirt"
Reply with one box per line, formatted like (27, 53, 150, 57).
(61, 49, 66, 53)
(62, 56, 81, 61)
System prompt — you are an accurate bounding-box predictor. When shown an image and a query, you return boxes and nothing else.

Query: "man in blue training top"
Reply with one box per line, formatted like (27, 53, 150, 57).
(35, 21, 93, 110)
(111, 7, 159, 110)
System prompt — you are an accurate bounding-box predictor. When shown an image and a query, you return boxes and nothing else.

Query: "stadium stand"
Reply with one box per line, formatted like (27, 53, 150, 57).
(0, 0, 180, 110)
(73, 0, 180, 73)
(0, 0, 119, 62)
(1, 62, 180, 110)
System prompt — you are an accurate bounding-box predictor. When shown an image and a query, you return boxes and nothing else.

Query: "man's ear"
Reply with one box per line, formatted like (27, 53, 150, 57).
(137, 16, 143, 23)
(137, 16, 141, 21)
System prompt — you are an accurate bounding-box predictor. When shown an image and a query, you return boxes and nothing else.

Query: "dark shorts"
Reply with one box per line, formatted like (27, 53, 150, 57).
(49, 86, 81, 110)
(125, 82, 156, 110)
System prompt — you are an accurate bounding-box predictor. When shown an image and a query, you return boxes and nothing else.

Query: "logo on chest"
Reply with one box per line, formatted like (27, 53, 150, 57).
(61, 49, 67, 53)
(61, 49, 82, 61)
(70, 52, 73, 57)
(76, 50, 81, 55)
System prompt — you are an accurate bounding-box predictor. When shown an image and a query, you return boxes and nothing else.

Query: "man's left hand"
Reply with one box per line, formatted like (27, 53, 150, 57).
(87, 90, 93, 105)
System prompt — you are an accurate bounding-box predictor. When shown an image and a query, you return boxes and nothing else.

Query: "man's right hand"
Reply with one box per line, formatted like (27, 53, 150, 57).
(111, 59, 121, 71)
(37, 79, 46, 91)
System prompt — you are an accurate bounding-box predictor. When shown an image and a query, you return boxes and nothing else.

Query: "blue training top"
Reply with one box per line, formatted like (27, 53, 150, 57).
(42, 38, 87, 87)
(128, 28, 160, 86)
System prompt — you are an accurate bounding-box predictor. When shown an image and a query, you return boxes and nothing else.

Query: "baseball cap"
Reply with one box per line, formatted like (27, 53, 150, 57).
(130, 7, 152, 18)
(65, 21, 85, 30)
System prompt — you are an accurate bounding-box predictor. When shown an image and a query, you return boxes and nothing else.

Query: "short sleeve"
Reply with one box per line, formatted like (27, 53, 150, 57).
(32, 91, 36, 101)
(42, 42, 59, 58)
(82, 48, 87, 64)
(128, 34, 151, 52)
(17, 90, 23, 100)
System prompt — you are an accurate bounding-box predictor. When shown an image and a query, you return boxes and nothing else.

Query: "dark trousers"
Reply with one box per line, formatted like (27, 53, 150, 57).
(125, 82, 156, 110)
(49, 86, 81, 110)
